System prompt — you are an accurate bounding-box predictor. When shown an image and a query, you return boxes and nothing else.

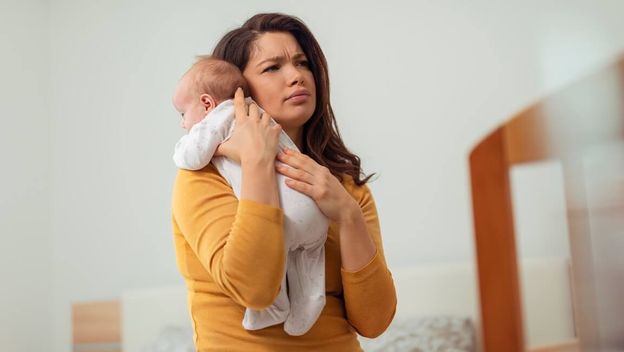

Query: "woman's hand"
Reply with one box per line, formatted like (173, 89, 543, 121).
(277, 148, 377, 271)
(215, 88, 282, 164)
(276, 148, 360, 223)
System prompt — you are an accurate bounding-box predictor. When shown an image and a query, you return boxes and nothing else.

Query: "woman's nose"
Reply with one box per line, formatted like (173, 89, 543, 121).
(287, 65, 304, 86)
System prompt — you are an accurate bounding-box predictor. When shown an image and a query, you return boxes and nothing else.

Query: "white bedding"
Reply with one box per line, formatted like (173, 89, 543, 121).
(358, 316, 476, 352)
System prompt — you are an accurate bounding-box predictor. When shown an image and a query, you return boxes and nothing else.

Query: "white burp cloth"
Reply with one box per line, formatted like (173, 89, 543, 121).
(284, 240, 327, 336)
(173, 99, 329, 335)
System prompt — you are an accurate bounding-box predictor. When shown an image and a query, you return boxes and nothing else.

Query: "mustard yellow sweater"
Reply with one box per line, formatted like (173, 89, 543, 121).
(171, 163, 397, 351)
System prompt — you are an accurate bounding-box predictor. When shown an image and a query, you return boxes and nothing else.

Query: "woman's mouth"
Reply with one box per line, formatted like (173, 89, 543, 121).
(286, 89, 311, 104)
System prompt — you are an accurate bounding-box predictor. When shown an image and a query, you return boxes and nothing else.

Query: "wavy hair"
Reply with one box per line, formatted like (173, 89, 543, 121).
(212, 13, 374, 186)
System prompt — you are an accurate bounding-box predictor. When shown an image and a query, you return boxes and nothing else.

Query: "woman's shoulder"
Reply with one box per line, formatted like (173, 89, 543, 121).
(174, 162, 230, 190)
(171, 163, 235, 217)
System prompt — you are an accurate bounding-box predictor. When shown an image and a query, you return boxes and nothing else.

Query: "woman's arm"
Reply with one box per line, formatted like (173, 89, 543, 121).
(172, 165, 285, 309)
(335, 201, 376, 271)
(340, 182, 397, 338)
(275, 149, 397, 336)
(172, 89, 285, 309)
(223, 88, 282, 207)
(274, 148, 376, 269)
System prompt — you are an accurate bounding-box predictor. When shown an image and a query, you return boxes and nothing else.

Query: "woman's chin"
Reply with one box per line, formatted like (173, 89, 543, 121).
(274, 110, 314, 127)
(274, 114, 312, 135)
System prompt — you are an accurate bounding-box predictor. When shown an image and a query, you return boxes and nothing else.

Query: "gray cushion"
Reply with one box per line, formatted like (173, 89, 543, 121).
(358, 316, 476, 352)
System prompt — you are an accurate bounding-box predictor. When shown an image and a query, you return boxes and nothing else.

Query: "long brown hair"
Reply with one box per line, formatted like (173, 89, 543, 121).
(212, 13, 374, 186)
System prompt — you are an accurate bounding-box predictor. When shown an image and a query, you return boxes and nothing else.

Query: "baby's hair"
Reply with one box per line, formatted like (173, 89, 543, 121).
(186, 55, 249, 102)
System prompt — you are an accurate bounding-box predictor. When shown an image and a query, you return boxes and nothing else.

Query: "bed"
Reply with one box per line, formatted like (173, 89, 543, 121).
(72, 257, 575, 352)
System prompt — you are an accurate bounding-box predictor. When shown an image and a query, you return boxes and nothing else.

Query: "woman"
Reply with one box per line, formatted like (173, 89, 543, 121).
(171, 13, 396, 351)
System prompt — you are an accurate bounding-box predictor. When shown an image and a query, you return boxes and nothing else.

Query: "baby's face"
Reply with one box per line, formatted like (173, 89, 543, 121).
(172, 77, 210, 132)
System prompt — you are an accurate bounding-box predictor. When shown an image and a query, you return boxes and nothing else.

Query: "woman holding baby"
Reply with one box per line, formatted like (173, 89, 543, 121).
(171, 13, 396, 351)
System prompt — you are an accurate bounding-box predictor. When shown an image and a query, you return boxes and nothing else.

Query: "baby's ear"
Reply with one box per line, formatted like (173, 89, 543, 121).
(200, 94, 216, 111)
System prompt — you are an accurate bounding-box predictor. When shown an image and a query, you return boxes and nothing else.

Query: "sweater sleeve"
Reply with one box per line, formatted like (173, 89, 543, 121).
(171, 165, 285, 309)
(341, 182, 397, 338)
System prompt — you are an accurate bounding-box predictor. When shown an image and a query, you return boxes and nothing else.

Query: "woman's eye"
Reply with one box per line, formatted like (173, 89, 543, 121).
(297, 60, 309, 68)
(263, 65, 279, 73)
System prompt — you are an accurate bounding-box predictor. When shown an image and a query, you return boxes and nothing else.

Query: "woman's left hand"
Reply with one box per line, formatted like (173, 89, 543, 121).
(276, 148, 359, 223)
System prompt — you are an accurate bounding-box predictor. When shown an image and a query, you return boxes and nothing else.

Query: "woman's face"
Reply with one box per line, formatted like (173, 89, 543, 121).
(242, 32, 316, 137)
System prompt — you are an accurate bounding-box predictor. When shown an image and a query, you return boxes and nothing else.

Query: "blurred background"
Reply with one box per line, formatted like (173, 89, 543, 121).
(3, 0, 624, 351)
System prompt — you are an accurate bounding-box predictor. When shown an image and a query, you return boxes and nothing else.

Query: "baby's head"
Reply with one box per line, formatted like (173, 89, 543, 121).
(173, 56, 248, 131)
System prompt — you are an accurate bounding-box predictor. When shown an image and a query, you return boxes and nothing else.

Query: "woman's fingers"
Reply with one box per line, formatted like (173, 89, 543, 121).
(248, 102, 260, 119)
(261, 111, 272, 126)
(215, 140, 240, 163)
(277, 149, 316, 175)
(283, 178, 314, 197)
(276, 162, 314, 184)
(233, 87, 247, 121)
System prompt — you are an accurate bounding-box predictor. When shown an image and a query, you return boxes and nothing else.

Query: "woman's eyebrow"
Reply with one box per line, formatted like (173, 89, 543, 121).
(256, 52, 306, 67)
(256, 56, 281, 66)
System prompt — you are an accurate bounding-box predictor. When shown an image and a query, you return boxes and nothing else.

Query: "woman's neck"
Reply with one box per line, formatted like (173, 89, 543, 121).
(284, 127, 303, 151)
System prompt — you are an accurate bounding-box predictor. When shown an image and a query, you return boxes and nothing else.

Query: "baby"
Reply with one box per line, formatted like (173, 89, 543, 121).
(172, 56, 328, 336)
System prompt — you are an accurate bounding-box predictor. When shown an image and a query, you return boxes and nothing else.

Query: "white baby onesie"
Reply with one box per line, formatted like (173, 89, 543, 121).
(173, 99, 328, 336)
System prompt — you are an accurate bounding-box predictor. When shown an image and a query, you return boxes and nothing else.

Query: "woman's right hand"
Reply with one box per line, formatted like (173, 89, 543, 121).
(215, 88, 282, 165)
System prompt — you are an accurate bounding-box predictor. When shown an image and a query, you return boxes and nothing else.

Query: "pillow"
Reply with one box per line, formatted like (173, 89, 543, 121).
(357, 316, 476, 352)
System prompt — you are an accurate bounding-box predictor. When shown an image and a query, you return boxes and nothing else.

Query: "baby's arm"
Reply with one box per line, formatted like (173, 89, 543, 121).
(173, 105, 235, 170)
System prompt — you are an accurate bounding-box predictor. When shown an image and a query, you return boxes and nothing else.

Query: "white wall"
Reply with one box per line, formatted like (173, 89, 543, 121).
(3, 0, 624, 351)
(0, 0, 52, 351)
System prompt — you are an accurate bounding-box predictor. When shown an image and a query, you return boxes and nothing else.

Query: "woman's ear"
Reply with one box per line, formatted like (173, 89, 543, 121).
(199, 94, 216, 112)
